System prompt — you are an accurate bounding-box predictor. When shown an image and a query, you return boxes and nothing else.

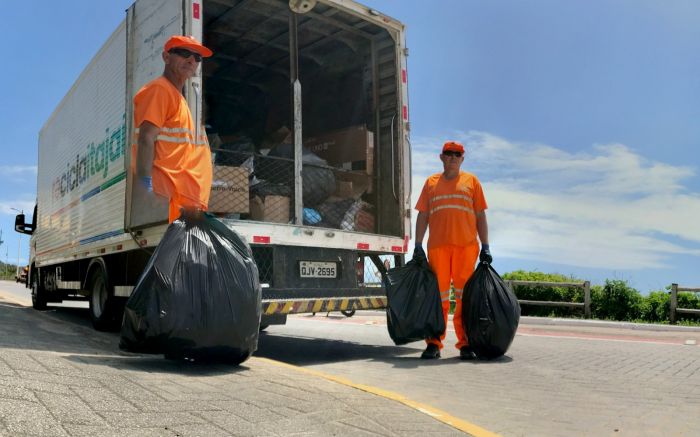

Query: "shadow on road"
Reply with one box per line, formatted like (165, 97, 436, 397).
(256, 331, 515, 368)
(0, 299, 248, 375)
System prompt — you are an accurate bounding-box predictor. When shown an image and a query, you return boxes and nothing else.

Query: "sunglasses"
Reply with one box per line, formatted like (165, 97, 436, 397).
(169, 48, 203, 62)
(442, 151, 463, 157)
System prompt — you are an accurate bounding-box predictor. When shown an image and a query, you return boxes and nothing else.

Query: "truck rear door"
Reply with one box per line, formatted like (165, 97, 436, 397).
(125, 0, 205, 228)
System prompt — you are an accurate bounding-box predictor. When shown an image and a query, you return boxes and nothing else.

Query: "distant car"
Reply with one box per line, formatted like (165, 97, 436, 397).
(16, 267, 28, 284)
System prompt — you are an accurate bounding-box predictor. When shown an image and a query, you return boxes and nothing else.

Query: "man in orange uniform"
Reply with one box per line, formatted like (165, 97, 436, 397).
(134, 35, 214, 223)
(414, 141, 491, 360)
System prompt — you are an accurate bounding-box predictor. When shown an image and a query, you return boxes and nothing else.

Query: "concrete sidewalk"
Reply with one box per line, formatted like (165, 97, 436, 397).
(0, 293, 467, 436)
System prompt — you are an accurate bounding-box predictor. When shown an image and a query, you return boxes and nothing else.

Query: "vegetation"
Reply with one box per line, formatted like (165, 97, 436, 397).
(502, 270, 700, 325)
(0, 262, 21, 281)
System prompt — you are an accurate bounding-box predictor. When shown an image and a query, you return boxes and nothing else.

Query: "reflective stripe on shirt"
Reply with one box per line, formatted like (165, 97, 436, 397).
(430, 194, 473, 204)
(429, 204, 475, 216)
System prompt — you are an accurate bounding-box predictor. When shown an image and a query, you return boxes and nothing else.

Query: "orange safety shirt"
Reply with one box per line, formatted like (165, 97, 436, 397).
(415, 171, 487, 249)
(133, 76, 212, 208)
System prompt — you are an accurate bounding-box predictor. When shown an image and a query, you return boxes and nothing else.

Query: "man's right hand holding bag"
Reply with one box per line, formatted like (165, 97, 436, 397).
(479, 244, 492, 264)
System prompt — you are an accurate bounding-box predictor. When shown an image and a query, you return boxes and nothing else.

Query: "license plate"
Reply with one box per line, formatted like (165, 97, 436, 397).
(299, 261, 337, 278)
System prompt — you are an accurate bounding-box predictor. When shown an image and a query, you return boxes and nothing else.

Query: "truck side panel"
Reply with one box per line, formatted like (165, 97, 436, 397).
(125, 0, 185, 228)
(36, 23, 128, 263)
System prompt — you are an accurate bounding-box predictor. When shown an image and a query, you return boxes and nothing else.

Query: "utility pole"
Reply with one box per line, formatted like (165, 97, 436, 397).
(0, 229, 4, 279)
(10, 208, 23, 278)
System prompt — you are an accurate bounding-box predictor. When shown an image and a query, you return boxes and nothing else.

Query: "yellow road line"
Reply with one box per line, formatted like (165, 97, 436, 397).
(256, 357, 500, 437)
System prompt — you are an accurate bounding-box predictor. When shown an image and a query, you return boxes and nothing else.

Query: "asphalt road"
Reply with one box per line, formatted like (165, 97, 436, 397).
(257, 313, 700, 436)
(2, 280, 699, 436)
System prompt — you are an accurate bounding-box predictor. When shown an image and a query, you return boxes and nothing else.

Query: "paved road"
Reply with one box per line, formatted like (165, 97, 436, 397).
(0, 283, 467, 437)
(3, 280, 700, 436)
(257, 312, 700, 436)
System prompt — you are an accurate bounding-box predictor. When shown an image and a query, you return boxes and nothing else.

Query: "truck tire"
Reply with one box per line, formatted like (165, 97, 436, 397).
(88, 266, 121, 332)
(31, 274, 47, 310)
(341, 309, 356, 318)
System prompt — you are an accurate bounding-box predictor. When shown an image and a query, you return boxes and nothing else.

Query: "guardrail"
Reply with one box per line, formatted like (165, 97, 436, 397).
(670, 284, 700, 324)
(506, 280, 591, 318)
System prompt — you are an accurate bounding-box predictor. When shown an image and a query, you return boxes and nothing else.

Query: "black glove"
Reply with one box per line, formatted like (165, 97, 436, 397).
(413, 242, 426, 261)
(479, 244, 492, 264)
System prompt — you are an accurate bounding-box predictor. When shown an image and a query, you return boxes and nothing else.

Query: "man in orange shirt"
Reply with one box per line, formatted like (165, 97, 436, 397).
(414, 141, 491, 359)
(134, 35, 214, 223)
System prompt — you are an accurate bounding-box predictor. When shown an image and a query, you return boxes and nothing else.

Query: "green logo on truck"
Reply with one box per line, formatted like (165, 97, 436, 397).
(52, 117, 126, 200)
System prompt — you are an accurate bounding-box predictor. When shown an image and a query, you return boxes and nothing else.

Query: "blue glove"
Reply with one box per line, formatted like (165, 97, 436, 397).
(140, 176, 153, 193)
(413, 242, 426, 261)
(480, 244, 492, 264)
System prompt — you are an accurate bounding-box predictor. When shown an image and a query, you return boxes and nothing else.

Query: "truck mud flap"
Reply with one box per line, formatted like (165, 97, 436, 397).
(262, 296, 387, 316)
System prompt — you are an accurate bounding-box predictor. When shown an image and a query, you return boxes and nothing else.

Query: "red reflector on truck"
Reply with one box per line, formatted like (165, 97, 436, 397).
(391, 246, 403, 252)
(253, 236, 271, 244)
(403, 235, 409, 252)
(402, 69, 407, 83)
(403, 105, 408, 120)
(357, 243, 369, 250)
(193, 3, 200, 19)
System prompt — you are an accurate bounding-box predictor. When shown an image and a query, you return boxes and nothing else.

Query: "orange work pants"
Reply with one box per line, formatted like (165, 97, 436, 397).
(426, 243, 480, 350)
(168, 193, 207, 223)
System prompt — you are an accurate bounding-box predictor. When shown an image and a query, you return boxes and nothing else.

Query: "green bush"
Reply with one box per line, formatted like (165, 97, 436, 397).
(590, 279, 643, 321)
(676, 291, 700, 323)
(499, 270, 700, 325)
(502, 270, 584, 318)
(638, 290, 669, 322)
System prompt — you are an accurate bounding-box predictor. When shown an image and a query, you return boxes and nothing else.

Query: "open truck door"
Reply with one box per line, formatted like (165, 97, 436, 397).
(125, 0, 205, 228)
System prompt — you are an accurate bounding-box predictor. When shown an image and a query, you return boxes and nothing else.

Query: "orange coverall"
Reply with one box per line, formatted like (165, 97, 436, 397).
(133, 76, 212, 223)
(415, 171, 488, 350)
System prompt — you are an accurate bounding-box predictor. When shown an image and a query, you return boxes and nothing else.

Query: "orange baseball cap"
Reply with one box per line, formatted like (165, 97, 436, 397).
(442, 141, 464, 154)
(164, 35, 213, 58)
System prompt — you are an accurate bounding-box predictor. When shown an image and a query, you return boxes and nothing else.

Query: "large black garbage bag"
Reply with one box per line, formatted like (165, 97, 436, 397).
(261, 143, 336, 206)
(385, 256, 445, 345)
(462, 263, 520, 359)
(119, 211, 261, 364)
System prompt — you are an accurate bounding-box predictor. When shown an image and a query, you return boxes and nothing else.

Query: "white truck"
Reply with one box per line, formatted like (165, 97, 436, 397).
(15, 0, 411, 331)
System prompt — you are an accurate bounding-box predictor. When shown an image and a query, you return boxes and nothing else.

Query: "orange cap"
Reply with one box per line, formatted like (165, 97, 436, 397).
(164, 35, 213, 58)
(442, 141, 464, 154)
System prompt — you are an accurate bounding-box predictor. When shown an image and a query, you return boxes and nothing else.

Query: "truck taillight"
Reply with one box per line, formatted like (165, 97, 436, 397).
(193, 3, 200, 19)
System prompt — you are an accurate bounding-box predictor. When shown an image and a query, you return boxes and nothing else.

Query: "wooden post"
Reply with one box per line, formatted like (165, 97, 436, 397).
(670, 283, 678, 325)
(583, 281, 591, 319)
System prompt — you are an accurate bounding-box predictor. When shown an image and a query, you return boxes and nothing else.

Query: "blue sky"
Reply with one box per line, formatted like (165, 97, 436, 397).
(2, 1, 699, 293)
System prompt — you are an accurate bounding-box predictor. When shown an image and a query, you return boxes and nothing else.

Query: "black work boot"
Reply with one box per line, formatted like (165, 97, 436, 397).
(459, 346, 477, 360)
(421, 344, 440, 359)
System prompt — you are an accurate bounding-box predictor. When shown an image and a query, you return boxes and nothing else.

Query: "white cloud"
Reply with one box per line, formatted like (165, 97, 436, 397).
(0, 165, 37, 184)
(409, 132, 700, 270)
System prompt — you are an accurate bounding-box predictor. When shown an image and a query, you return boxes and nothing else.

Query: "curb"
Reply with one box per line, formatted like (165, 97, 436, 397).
(519, 316, 700, 332)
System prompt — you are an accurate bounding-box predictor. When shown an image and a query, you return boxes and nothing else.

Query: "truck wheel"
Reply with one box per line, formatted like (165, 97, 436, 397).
(31, 274, 47, 310)
(88, 267, 121, 332)
(341, 309, 356, 318)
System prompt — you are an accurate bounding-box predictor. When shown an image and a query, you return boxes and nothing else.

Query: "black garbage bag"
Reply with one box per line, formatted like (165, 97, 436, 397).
(119, 211, 261, 364)
(385, 255, 445, 345)
(462, 262, 520, 359)
(261, 143, 336, 206)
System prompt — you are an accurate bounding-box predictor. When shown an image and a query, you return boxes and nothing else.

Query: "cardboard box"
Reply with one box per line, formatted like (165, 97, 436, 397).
(334, 180, 355, 199)
(250, 195, 290, 223)
(304, 125, 374, 175)
(209, 166, 249, 214)
(354, 208, 375, 233)
(333, 169, 372, 197)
